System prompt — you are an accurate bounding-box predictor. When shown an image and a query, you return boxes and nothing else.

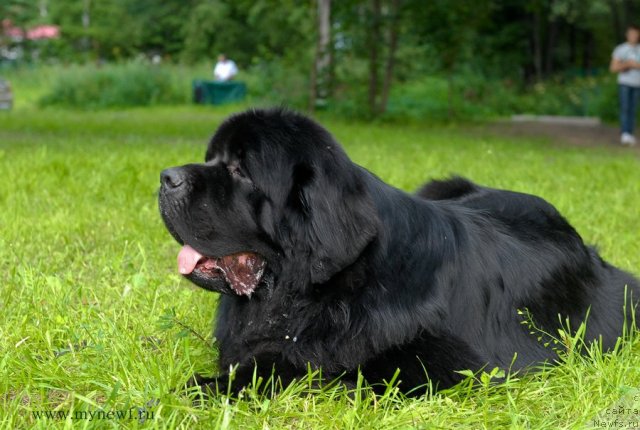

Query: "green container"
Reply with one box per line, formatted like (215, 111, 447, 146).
(192, 80, 247, 105)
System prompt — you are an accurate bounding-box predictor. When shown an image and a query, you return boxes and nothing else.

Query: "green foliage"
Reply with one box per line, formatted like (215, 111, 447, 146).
(406, 0, 492, 73)
(31, 61, 312, 110)
(181, 1, 232, 64)
(1, 106, 639, 428)
(330, 71, 623, 122)
(38, 61, 190, 109)
(3, 62, 623, 120)
(242, 61, 311, 108)
(514, 75, 620, 120)
(3, 0, 639, 119)
(44, 0, 201, 61)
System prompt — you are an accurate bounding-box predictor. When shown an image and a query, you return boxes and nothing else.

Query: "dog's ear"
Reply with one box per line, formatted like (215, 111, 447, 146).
(287, 162, 379, 284)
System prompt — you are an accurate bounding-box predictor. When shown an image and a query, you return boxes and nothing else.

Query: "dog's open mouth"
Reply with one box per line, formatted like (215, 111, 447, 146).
(177, 245, 266, 296)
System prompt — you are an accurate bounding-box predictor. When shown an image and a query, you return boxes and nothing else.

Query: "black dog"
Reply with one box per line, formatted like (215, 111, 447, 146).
(159, 108, 639, 396)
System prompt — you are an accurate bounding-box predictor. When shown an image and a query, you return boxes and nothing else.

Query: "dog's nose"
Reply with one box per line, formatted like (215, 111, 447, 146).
(160, 168, 187, 190)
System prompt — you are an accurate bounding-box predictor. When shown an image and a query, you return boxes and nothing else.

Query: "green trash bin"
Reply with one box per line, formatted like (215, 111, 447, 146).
(193, 80, 247, 105)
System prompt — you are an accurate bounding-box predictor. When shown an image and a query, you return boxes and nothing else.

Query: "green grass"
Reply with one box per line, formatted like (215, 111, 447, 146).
(1, 106, 639, 429)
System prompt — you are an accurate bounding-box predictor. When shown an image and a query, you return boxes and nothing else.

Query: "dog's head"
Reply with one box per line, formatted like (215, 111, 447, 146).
(159, 109, 379, 297)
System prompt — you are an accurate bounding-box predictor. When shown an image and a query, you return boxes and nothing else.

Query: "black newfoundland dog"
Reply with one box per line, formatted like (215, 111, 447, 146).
(159, 108, 639, 396)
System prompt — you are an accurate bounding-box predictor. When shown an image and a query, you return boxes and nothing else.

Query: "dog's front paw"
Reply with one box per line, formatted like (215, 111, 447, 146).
(183, 374, 219, 402)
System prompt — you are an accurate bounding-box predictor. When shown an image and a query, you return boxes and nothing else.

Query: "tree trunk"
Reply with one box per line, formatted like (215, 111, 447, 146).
(368, 0, 381, 117)
(569, 23, 576, 68)
(608, 0, 622, 41)
(582, 30, 593, 72)
(39, 0, 48, 18)
(447, 71, 454, 120)
(82, 0, 91, 54)
(378, 0, 401, 115)
(532, 8, 543, 83)
(309, 0, 331, 112)
(309, 58, 317, 112)
(623, 0, 634, 28)
(545, 19, 558, 78)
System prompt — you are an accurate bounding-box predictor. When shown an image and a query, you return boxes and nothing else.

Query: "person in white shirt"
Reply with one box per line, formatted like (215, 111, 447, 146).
(213, 54, 238, 82)
(610, 24, 640, 146)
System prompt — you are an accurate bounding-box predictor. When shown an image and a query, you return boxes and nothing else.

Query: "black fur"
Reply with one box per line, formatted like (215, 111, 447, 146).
(159, 108, 639, 396)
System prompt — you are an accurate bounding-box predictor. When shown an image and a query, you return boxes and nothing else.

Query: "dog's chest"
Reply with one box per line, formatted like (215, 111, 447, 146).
(215, 293, 307, 357)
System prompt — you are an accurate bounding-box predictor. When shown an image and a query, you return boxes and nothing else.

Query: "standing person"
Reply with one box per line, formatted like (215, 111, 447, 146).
(611, 24, 640, 146)
(213, 54, 238, 82)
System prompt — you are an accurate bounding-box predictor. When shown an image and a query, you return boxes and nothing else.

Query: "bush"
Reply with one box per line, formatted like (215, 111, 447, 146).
(241, 60, 311, 109)
(39, 61, 191, 109)
(376, 72, 621, 122)
(36, 60, 311, 110)
(513, 74, 619, 120)
(21, 61, 623, 122)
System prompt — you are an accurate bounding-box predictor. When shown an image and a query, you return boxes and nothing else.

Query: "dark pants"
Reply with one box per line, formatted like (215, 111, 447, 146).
(619, 84, 640, 134)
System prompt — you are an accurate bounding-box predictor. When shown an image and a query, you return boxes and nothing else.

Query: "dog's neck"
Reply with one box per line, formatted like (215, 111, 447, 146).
(361, 170, 459, 285)
(302, 169, 461, 299)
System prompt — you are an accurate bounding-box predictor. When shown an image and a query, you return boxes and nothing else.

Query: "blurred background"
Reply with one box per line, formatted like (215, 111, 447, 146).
(1, 0, 637, 121)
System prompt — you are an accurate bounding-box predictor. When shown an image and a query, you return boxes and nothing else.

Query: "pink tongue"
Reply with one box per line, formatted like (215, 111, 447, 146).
(176, 246, 266, 297)
(177, 245, 203, 275)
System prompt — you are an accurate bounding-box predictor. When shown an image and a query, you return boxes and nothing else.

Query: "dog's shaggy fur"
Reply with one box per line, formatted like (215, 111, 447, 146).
(159, 108, 639, 395)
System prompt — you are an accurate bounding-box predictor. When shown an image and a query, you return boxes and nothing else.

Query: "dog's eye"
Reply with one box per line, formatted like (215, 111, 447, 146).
(227, 164, 246, 179)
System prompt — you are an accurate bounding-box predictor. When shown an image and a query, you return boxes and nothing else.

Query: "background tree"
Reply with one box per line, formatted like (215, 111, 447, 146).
(309, 0, 331, 112)
(406, 0, 491, 118)
(4, 0, 640, 118)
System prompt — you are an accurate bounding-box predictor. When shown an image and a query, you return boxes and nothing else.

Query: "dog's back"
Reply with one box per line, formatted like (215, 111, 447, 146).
(418, 176, 640, 360)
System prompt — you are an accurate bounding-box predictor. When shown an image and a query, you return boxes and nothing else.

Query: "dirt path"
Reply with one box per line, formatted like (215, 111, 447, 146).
(484, 120, 640, 151)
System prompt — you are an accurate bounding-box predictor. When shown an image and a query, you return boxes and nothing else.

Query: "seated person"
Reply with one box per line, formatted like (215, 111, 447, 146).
(213, 54, 238, 82)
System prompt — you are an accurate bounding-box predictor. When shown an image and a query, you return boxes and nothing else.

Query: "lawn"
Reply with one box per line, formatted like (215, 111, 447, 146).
(1, 106, 640, 429)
